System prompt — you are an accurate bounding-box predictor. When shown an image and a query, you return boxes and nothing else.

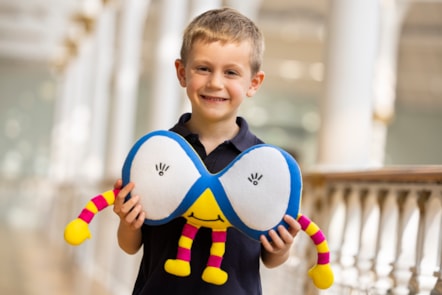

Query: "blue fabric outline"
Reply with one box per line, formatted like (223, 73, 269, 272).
(121, 130, 302, 241)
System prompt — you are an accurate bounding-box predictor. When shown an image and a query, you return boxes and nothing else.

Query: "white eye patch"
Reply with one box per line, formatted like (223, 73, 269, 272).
(127, 133, 201, 221)
(219, 146, 292, 231)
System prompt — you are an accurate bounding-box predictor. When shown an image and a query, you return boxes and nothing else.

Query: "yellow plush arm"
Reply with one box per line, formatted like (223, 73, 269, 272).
(64, 189, 118, 246)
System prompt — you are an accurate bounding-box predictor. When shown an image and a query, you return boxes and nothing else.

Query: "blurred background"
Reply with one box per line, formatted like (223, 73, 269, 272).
(0, 0, 441, 294)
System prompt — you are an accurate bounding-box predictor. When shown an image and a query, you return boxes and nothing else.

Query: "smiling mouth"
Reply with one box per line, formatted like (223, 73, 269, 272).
(201, 95, 227, 102)
(188, 212, 225, 222)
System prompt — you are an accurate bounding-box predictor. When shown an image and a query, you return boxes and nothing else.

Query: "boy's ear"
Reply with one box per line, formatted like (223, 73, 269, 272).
(246, 70, 265, 97)
(175, 59, 186, 87)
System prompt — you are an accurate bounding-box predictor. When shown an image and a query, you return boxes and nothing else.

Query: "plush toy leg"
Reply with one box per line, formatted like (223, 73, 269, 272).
(201, 230, 228, 285)
(164, 223, 199, 277)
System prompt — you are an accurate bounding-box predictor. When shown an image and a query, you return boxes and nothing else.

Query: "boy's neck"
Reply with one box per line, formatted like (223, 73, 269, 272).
(185, 115, 240, 154)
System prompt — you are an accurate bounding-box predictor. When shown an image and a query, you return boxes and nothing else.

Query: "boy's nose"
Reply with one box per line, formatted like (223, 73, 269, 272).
(207, 73, 223, 89)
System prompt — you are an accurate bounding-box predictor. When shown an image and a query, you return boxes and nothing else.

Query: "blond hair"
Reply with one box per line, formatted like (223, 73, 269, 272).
(180, 7, 264, 75)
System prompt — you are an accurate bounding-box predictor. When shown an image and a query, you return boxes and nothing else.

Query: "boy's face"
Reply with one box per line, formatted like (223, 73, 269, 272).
(175, 40, 264, 124)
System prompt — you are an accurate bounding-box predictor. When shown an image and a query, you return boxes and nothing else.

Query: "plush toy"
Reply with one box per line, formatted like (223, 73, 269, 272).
(64, 130, 334, 289)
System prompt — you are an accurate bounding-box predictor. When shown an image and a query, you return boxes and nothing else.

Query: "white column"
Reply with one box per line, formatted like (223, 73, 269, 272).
(106, 0, 150, 178)
(49, 70, 75, 183)
(317, 0, 380, 170)
(371, 1, 410, 165)
(82, 4, 117, 182)
(49, 35, 95, 183)
(147, 0, 187, 131)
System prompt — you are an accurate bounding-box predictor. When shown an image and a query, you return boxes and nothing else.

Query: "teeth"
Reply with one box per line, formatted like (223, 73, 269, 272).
(203, 95, 225, 101)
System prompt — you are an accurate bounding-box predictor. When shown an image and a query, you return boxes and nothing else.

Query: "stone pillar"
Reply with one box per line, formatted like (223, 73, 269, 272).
(147, 0, 187, 131)
(82, 3, 117, 182)
(105, 0, 150, 178)
(50, 33, 96, 182)
(371, 1, 410, 165)
(317, 0, 380, 169)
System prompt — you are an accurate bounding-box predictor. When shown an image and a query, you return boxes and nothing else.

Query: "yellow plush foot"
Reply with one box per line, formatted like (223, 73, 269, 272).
(164, 259, 191, 277)
(308, 264, 334, 289)
(202, 266, 228, 285)
(64, 219, 91, 246)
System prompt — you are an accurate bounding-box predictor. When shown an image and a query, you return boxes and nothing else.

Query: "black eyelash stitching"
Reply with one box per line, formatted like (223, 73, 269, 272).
(248, 173, 263, 186)
(155, 162, 170, 176)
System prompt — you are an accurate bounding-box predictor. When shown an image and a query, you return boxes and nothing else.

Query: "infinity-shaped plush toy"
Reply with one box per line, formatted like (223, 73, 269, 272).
(64, 130, 334, 289)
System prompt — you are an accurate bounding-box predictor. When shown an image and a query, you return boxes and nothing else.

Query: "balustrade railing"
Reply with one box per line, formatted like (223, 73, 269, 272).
(270, 167, 442, 295)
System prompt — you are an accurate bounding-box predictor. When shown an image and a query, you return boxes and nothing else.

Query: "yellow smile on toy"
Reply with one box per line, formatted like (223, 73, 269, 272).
(184, 188, 232, 230)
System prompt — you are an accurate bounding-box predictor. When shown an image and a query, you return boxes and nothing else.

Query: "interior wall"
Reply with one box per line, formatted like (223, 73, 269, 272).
(385, 105, 442, 165)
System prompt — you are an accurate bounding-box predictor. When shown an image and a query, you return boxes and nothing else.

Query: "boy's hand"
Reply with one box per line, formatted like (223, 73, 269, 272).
(113, 179, 146, 230)
(260, 214, 301, 266)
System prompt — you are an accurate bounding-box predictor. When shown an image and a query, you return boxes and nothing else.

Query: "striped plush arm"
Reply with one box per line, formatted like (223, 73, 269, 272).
(297, 214, 334, 289)
(64, 189, 119, 246)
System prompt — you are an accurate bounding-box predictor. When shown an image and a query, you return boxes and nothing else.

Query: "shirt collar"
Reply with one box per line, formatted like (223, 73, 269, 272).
(169, 113, 259, 152)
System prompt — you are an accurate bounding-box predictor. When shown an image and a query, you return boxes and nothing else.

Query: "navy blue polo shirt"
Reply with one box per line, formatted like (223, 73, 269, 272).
(132, 113, 264, 295)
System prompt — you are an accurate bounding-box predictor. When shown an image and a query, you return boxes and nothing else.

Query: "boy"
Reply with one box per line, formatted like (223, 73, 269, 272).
(113, 7, 301, 294)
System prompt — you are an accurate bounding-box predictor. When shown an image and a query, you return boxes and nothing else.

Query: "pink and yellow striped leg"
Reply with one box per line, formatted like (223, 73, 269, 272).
(202, 230, 228, 285)
(64, 189, 118, 246)
(297, 214, 334, 289)
(164, 223, 199, 277)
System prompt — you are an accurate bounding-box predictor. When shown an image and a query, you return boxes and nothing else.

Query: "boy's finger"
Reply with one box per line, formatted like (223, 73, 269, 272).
(121, 194, 140, 214)
(284, 215, 301, 235)
(134, 211, 146, 229)
(260, 235, 273, 251)
(113, 178, 123, 190)
(117, 182, 135, 200)
(277, 225, 294, 244)
(114, 182, 135, 212)
(125, 203, 142, 222)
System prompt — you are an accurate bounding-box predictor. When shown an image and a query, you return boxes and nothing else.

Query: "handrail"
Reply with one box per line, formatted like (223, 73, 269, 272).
(305, 166, 442, 183)
(288, 165, 442, 295)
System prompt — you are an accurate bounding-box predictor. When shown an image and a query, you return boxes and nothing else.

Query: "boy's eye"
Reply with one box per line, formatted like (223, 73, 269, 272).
(196, 66, 210, 72)
(225, 70, 238, 76)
